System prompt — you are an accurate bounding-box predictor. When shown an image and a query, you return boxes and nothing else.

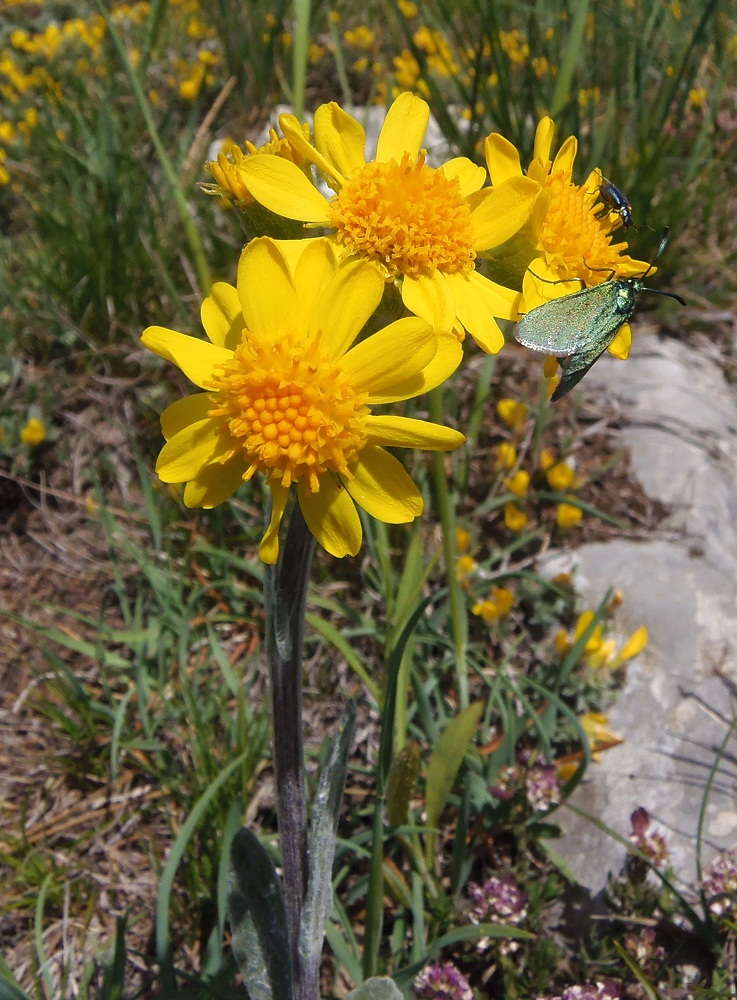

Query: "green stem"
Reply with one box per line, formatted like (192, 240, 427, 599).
(264, 503, 316, 1000)
(428, 386, 469, 709)
(93, 0, 211, 295)
(292, 0, 312, 121)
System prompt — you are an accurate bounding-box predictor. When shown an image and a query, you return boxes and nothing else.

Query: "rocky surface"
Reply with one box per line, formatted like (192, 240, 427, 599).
(549, 330, 737, 895)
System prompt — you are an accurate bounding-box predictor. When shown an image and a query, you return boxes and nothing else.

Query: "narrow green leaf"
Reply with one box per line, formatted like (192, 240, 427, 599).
(227, 828, 294, 1000)
(0, 955, 32, 1000)
(425, 702, 484, 865)
(300, 702, 357, 984)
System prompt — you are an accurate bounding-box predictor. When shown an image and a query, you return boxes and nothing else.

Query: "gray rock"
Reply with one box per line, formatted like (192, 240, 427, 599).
(548, 332, 737, 895)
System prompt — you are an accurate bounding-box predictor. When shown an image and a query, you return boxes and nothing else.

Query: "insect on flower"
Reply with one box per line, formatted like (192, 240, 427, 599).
(514, 227, 686, 401)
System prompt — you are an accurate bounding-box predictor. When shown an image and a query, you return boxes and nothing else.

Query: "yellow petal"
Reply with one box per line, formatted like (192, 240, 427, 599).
(366, 329, 463, 403)
(156, 417, 227, 481)
(259, 480, 289, 564)
(401, 271, 455, 333)
(273, 237, 331, 275)
(484, 133, 523, 185)
(298, 476, 362, 558)
(292, 237, 340, 323)
(470, 176, 540, 250)
(533, 116, 555, 163)
(236, 154, 331, 222)
(366, 415, 465, 451)
(617, 626, 648, 663)
(201, 282, 245, 349)
(160, 393, 213, 441)
(440, 156, 487, 197)
(237, 237, 298, 338)
(376, 92, 429, 162)
(608, 322, 631, 359)
(183, 457, 247, 509)
(277, 112, 343, 188)
(309, 259, 385, 359)
(341, 317, 436, 393)
(345, 446, 422, 522)
(451, 270, 518, 352)
(142, 326, 232, 387)
(552, 134, 577, 179)
(312, 103, 365, 181)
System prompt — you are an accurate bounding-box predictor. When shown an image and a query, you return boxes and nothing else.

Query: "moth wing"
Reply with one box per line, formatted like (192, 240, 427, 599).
(514, 284, 623, 358)
(551, 345, 609, 401)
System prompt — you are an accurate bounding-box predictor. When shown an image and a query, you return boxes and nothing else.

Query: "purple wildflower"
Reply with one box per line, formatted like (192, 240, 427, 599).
(701, 849, 737, 917)
(525, 761, 561, 811)
(414, 962, 473, 1000)
(629, 807, 669, 866)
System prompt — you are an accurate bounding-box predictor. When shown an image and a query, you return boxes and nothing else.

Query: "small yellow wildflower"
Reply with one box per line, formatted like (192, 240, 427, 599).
(456, 526, 472, 553)
(539, 448, 554, 471)
(689, 87, 708, 109)
(398, 0, 418, 16)
(504, 502, 528, 532)
(494, 441, 517, 470)
(610, 626, 648, 669)
(580, 711, 624, 758)
(497, 398, 527, 431)
(503, 469, 530, 497)
(344, 26, 375, 49)
(20, 417, 46, 446)
(456, 554, 476, 580)
(472, 586, 514, 623)
(142, 238, 464, 564)
(556, 501, 583, 529)
(546, 461, 575, 491)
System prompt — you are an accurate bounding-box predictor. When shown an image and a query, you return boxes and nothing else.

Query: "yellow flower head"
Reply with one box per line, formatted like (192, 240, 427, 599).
(546, 460, 575, 491)
(485, 117, 651, 364)
(205, 123, 313, 209)
(503, 469, 530, 497)
(456, 525, 472, 553)
(504, 502, 528, 532)
(472, 585, 514, 623)
(232, 93, 540, 353)
(497, 398, 527, 431)
(493, 441, 517, 470)
(556, 501, 583, 529)
(456, 553, 476, 580)
(142, 238, 464, 564)
(21, 416, 46, 446)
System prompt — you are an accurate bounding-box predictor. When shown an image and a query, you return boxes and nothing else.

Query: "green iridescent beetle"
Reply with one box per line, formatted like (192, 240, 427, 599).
(514, 228, 686, 402)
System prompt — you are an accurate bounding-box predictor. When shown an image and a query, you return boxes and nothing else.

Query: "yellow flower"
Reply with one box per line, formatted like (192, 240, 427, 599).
(20, 416, 46, 446)
(456, 553, 476, 580)
(232, 93, 539, 353)
(556, 501, 583, 529)
(580, 711, 624, 759)
(493, 441, 517, 470)
(539, 448, 554, 470)
(205, 123, 313, 209)
(456, 526, 472, 553)
(610, 625, 648, 670)
(503, 469, 530, 496)
(497, 398, 527, 430)
(504, 502, 528, 532)
(546, 460, 575, 491)
(484, 117, 650, 365)
(689, 87, 708, 109)
(472, 585, 514, 623)
(142, 238, 464, 564)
